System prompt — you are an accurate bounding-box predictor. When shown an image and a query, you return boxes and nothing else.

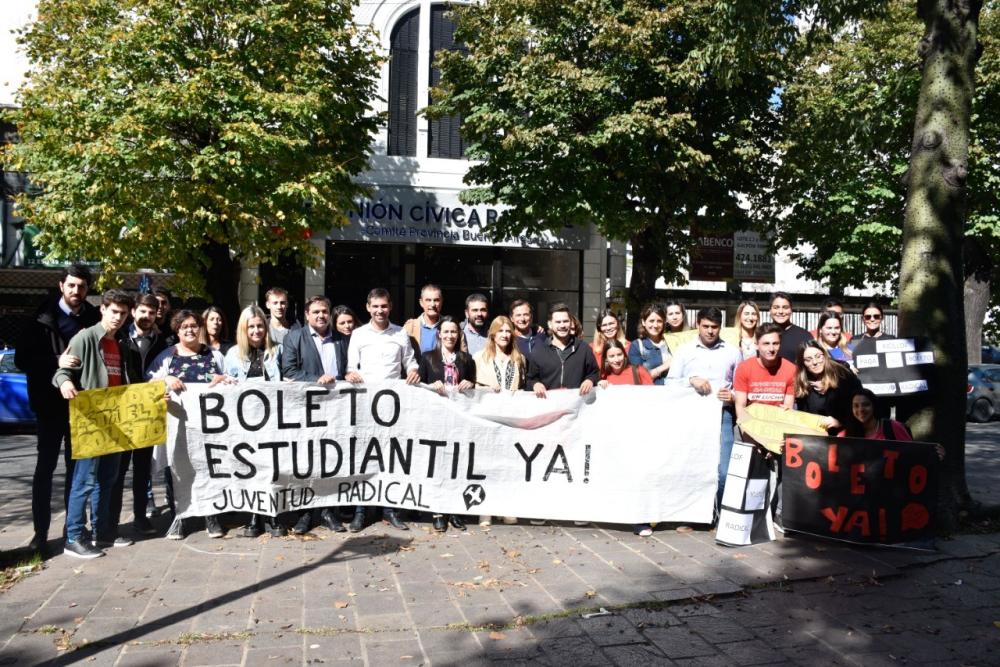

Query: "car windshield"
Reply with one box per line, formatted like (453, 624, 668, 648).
(0, 352, 22, 374)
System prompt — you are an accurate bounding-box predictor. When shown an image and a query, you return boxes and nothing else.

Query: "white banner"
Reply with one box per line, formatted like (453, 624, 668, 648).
(166, 382, 722, 524)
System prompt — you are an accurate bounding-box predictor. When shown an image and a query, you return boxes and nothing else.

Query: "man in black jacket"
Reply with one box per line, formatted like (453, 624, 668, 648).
(108, 293, 168, 542)
(526, 303, 600, 397)
(16, 264, 100, 553)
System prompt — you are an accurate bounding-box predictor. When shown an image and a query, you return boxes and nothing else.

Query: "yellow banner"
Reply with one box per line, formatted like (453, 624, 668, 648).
(738, 403, 827, 454)
(69, 381, 167, 459)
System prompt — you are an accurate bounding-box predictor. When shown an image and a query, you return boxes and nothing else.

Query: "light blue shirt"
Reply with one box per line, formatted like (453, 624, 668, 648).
(666, 337, 742, 389)
(310, 326, 338, 378)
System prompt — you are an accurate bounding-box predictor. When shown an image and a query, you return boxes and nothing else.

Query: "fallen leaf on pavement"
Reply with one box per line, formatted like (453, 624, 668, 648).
(489, 631, 506, 641)
(334, 601, 349, 609)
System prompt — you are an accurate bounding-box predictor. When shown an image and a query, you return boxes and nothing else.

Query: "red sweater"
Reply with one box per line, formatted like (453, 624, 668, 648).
(602, 364, 653, 385)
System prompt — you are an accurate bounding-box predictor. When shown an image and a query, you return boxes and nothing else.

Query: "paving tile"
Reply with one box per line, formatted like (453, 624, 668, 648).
(643, 626, 718, 659)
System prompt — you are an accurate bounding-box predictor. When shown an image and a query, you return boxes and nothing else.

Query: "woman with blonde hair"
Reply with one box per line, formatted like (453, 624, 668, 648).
(473, 315, 525, 527)
(474, 315, 526, 393)
(734, 300, 760, 359)
(223, 305, 287, 537)
(591, 309, 629, 367)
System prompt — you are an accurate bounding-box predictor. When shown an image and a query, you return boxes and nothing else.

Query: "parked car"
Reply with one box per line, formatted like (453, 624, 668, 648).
(982, 346, 1000, 364)
(967, 364, 1000, 423)
(0, 348, 37, 424)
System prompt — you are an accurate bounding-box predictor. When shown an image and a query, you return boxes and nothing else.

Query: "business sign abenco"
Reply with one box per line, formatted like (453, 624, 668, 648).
(330, 187, 589, 250)
(689, 230, 774, 282)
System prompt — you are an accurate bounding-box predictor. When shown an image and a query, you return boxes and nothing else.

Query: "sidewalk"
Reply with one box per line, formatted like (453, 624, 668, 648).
(1, 427, 998, 666)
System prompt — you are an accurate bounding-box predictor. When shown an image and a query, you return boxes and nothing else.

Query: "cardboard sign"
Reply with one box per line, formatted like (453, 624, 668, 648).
(715, 442, 777, 547)
(781, 434, 938, 545)
(70, 381, 168, 459)
(853, 337, 934, 396)
(166, 382, 723, 523)
(737, 403, 827, 453)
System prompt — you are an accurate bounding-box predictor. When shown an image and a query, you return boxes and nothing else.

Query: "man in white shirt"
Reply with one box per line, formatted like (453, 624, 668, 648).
(345, 288, 419, 531)
(667, 307, 742, 510)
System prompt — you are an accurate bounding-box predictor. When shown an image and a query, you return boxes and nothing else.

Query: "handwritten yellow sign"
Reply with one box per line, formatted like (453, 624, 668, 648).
(69, 381, 167, 459)
(738, 403, 828, 454)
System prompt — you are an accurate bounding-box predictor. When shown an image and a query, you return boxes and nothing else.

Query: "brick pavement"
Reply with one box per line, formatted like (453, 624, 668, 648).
(0, 427, 998, 666)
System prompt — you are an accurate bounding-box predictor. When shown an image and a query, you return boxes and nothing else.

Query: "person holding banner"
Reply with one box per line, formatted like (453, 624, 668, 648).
(404, 284, 444, 356)
(224, 305, 289, 537)
(527, 303, 600, 399)
(598, 340, 651, 387)
(667, 307, 742, 511)
(417, 316, 476, 532)
(591, 309, 629, 367)
(628, 303, 672, 385)
(795, 341, 861, 434)
(472, 315, 525, 527)
(281, 295, 349, 534)
(850, 301, 895, 352)
(840, 389, 945, 460)
(53, 289, 134, 558)
(733, 323, 796, 421)
(815, 311, 853, 364)
(345, 288, 420, 532)
(147, 310, 229, 540)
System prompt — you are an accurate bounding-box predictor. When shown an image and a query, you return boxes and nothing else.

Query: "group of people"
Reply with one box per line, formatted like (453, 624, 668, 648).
(17, 263, 915, 558)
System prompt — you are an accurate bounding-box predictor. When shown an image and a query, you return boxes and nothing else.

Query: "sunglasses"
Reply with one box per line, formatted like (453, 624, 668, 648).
(863, 314, 882, 321)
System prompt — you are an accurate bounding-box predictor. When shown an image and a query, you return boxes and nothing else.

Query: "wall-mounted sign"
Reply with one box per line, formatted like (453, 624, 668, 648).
(330, 187, 589, 250)
(689, 230, 774, 282)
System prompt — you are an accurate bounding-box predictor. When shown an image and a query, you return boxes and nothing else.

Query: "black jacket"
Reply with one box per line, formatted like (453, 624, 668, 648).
(418, 349, 476, 385)
(116, 325, 170, 384)
(281, 326, 349, 381)
(526, 337, 600, 390)
(15, 297, 100, 417)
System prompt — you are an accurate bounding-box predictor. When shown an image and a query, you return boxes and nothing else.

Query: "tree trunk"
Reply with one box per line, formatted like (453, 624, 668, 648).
(897, 0, 981, 530)
(202, 239, 242, 327)
(964, 236, 993, 364)
(627, 227, 660, 337)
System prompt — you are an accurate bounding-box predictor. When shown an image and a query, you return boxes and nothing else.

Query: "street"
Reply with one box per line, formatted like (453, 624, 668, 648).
(0, 424, 997, 666)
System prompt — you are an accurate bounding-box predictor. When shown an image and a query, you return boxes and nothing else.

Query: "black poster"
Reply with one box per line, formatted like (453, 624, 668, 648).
(781, 434, 938, 545)
(853, 336, 934, 396)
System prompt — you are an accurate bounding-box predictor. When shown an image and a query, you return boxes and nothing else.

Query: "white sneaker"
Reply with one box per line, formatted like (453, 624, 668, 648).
(502, 516, 518, 525)
(479, 515, 492, 527)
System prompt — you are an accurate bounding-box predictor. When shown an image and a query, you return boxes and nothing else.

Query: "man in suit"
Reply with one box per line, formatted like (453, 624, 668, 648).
(280, 295, 348, 533)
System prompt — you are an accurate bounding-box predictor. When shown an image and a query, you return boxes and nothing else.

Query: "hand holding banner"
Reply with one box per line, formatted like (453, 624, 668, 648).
(737, 403, 827, 453)
(70, 381, 167, 459)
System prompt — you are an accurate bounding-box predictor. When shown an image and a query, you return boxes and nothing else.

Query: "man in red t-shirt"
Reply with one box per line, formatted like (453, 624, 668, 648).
(733, 322, 796, 423)
(53, 290, 133, 558)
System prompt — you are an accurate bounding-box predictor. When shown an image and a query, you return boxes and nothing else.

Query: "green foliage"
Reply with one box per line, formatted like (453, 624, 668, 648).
(2, 0, 380, 294)
(427, 0, 796, 282)
(772, 0, 1000, 300)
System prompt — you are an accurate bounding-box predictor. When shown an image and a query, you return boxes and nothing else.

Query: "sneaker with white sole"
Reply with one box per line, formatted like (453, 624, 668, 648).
(166, 517, 185, 540)
(204, 515, 225, 538)
(65, 540, 105, 559)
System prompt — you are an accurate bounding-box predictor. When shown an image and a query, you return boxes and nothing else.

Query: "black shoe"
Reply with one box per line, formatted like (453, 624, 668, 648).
(133, 518, 157, 536)
(146, 499, 161, 518)
(383, 509, 409, 531)
(205, 515, 225, 538)
(433, 515, 448, 532)
(264, 517, 287, 537)
(65, 540, 104, 559)
(28, 533, 48, 554)
(449, 515, 467, 531)
(349, 509, 366, 533)
(241, 519, 263, 538)
(291, 511, 312, 535)
(320, 509, 346, 533)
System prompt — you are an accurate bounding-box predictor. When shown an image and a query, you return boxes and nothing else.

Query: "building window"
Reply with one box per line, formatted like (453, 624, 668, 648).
(387, 8, 420, 156)
(428, 4, 466, 159)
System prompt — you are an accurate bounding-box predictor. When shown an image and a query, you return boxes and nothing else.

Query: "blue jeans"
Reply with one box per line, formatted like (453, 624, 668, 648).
(717, 406, 736, 508)
(66, 453, 121, 543)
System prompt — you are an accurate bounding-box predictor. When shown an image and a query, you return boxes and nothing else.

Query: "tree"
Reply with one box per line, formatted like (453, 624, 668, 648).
(772, 0, 999, 363)
(428, 0, 794, 321)
(3, 0, 380, 318)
